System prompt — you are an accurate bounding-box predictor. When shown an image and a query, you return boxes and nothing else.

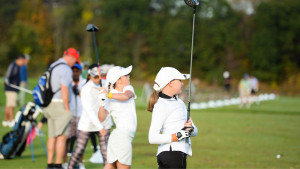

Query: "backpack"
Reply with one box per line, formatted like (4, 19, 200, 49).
(32, 63, 67, 107)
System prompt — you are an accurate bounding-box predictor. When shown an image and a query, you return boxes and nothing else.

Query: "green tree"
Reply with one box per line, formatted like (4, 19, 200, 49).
(249, 0, 300, 83)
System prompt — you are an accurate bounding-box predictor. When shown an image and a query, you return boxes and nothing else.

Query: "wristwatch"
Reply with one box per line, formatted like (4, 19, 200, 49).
(176, 132, 182, 139)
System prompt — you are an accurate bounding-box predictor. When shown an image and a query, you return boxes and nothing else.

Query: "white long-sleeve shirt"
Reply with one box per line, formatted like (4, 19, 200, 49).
(78, 80, 112, 132)
(148, 93, 198, 156)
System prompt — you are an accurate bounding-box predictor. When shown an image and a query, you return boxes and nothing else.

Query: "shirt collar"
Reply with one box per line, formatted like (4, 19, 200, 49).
(159, 92, 177, 100)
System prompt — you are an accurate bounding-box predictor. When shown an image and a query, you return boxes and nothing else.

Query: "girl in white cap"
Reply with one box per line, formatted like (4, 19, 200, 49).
(98, 65, 137, 169)
(148, 67, 198, 169)
(68, 64, 113, 168)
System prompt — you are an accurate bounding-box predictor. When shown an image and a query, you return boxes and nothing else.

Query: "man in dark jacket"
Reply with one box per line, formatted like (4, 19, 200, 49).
(3, 54, 25, 127)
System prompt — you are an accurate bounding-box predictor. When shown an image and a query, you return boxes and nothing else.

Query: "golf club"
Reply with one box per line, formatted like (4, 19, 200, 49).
(184, 0, 199, 122)
(86, 24, 103, 86)
(7, 83, 33, 94)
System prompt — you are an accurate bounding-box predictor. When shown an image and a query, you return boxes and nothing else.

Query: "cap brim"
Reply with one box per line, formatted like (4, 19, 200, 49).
(177, 74, 190, 80)
(120, 65, 132, 77)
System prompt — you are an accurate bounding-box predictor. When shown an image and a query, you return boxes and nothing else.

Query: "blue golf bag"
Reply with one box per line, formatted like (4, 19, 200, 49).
(0, 102, 42, 159)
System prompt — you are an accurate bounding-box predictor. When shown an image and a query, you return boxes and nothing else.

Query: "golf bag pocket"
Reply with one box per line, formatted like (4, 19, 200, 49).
(32, 63, 66, 107)
(0, 130, 23, 159)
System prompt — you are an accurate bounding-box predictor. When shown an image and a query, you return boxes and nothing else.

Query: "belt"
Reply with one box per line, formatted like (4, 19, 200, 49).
(52, 99, 63, 103)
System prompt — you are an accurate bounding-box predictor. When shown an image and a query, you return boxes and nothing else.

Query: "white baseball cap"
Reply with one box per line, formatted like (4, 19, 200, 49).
(153, 67, 190, 92)
(100, 64, 115, 75)
(106, 65, 132, 85)
(88, 66, 99, 77)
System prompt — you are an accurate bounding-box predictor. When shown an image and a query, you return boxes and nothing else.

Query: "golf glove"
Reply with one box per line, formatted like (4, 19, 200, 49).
(176, 130, 190, 141)
(182, 126, 194, 135)
(98, 93, 106, 107)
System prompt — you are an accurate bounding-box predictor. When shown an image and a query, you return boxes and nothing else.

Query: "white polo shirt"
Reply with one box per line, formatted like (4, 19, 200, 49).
(105, 85, 137, 138)
(148, 93, 198, 156)
(78, 80, 113, 132)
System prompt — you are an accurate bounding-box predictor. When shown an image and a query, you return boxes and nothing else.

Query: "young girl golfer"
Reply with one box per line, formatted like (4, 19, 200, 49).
(148, 67, 198, 169)
(99, 65, 137, 169)
(68, 64, 112, 168)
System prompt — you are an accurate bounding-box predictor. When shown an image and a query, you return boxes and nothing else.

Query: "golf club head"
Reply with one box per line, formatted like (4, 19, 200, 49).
(184, 0, 199, 8)
(86, 24, 99, 32)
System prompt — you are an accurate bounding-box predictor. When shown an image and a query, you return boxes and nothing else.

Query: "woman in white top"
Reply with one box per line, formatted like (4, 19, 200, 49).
(99, 65, 137, 169)
(148, 67, 198, 169)
(68, 64, 112, 169)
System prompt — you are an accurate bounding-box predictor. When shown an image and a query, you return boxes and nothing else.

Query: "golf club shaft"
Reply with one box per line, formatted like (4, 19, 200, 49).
(8, 83, 33, 94)
(92, 30, 103, 86)
(187, 7, 196, 121)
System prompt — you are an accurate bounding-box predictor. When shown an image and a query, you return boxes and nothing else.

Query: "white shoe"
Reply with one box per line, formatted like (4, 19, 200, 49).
(89, 150, 104, 164)
(35, 128, 44, 136)
(62, 162, 68, 169)
(8, 121, 15, 128)
(79, 163, 86, 169)
(2, 121, 8, 127)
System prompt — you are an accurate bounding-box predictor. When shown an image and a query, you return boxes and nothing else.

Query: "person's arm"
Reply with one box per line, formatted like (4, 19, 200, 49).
(191, 120, 198, 137)
(148, 106, 171, 144)
(149, 109, 190, 144)
(20, 66, 26, 83)
(98, 106, 109, 122)
(61, 84, 70, 112)
(110, 90, 134, 101)
(99, 86, 135, 101)
(4, 63, 14, 84)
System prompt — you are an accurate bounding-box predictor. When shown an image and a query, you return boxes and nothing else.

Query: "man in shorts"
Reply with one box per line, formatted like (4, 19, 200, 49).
(43, 48, 80, 169)
(3, 54, 25, 127)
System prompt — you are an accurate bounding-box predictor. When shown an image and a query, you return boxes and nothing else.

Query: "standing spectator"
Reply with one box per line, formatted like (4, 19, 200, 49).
(223, 71, 231, 94)
(89, 64, 114, 164)
(239, 73, 251, 108)
(147, 67, 198, 169)
(19, 54, 30, 106)
(68, 64, 112, 169)
(67, 63, 86, 155)
(63, 63, 86, 169)
(43, 48, 79, 169)
(3, 54, 25, 127)
(250, 75, 259, 104)
(99, 65, 137, 169)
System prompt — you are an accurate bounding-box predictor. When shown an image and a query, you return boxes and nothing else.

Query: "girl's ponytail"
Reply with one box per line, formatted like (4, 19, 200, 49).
(147, 91, 159, 112)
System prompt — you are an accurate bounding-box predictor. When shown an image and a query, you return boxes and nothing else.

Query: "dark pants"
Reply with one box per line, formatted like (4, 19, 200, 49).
(157, 147, 187, 169)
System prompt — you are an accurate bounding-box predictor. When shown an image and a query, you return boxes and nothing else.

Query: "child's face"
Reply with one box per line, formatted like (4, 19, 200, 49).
(170, 79, 183, 95)
(117, 74, 130, 87)
(90, 76, 100, 85)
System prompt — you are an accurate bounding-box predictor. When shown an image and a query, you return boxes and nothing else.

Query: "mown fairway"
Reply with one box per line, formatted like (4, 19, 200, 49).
(0, 78, 299, 168)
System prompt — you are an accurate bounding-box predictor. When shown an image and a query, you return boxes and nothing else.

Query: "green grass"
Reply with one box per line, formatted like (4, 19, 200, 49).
(0, 78, 300, 168)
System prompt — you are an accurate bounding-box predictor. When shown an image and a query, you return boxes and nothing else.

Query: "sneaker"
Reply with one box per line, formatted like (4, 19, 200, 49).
(8, 121, 15, 128)
(2, 121, 8, 127)
(35, 128, 44, 136)
(62, 163, 68, 169)
(67, 152, 72, 157)
(79, 163, 86, 169)
(89, 150, 103, 164)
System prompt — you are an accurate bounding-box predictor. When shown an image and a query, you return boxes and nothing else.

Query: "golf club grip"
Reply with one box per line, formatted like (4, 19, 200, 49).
(97, 66, 103, 87)
(187, 101, 190, 121)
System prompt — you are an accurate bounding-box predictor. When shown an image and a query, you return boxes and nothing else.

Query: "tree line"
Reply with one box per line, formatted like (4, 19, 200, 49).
(0, 0, 299, 89)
